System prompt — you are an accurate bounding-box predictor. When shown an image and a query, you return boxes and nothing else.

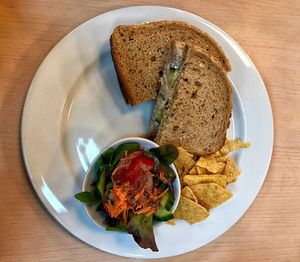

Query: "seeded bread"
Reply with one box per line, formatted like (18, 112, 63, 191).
(110, 21, 231, 105)
(154, 41, 232, 155)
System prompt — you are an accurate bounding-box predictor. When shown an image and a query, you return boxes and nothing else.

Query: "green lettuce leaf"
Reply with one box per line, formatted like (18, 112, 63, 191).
(149, 145, 178, 165)
(74, 190, 101, 205)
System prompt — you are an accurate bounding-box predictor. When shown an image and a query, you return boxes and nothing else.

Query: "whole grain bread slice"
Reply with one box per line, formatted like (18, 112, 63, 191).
(110, 21, 231, 105)
(154, 41, 232, 155)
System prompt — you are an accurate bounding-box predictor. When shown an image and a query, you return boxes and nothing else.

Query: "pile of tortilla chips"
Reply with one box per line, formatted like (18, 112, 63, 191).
(173, 139, 250, 224)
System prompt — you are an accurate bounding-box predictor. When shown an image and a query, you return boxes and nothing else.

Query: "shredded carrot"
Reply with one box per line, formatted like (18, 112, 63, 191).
(167, 220, 175, 225)
(135, 197, 153, 210)
(111, 165, 120, 177)
(134, 187, 145, 201)
(155, 188, 169, 200)
(144, 210, 156, 216)
(135, 206, 155, 215)
(122, 208, 128, 223)
(105, 186, 128, 217)
(105, 175, 172, 219)
(159, 170, 170, 184)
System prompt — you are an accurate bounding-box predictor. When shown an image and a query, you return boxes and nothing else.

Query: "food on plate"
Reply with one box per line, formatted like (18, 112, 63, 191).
(173, 147, 196, 176)
(110, 21, 231, 105)
(76, 19, 250, 247)
(220, 139, 250, 155)
(110, 17, 248, 228)
(183, 174, 227, 187)
(190, 166, 207, 175)
(173, 196, 209, 224)
(223, 158, 240, 183)
(148, 40, 232, 155)
(181, 186, 198, 203)
(189, 183, 232, 210)
(196, 157, 226, 173)
(75, 142, 179, 252)
(173, 139, 250, 224)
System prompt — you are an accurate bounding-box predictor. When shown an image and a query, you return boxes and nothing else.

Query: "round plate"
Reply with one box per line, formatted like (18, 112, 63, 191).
(21, 6, 273, 258)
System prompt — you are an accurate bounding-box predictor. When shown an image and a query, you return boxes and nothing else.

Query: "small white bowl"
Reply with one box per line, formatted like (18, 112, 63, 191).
(82, 137, 181, 228)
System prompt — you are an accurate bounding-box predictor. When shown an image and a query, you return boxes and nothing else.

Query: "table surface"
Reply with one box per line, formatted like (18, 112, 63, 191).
(1, 0, 299, 261)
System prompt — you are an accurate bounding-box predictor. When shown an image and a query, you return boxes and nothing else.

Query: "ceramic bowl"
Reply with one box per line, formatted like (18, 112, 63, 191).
(82, 137, 181, 228)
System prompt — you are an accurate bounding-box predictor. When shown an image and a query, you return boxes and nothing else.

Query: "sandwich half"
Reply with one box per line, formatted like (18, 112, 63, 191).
(110, 21, 231, 105)
(149, 41, 232, 156)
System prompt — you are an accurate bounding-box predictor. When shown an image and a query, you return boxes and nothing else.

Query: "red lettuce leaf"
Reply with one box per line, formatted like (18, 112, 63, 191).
(127, 214, 158, 252)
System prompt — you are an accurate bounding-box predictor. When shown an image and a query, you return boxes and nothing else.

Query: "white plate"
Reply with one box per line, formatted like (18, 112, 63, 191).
(21, 6, 273, 259)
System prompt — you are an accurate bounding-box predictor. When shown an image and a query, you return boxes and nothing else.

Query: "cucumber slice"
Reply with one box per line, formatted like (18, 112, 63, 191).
(154, 207, 174, 221)
(155, 105, 165, 123)
(160, 188, 175, 210)
(167, 67, 180, 87)
(154, 188, 175, 221)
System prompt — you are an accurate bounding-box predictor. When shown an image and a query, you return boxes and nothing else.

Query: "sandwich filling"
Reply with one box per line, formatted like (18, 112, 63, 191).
(149, 43, 188, 138)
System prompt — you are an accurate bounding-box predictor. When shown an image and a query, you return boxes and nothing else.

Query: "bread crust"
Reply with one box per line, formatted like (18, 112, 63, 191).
(110, 21, 231, 106)
(110, 32, 136, 105)
(147, 21, 231, 72)
(154, 41, 232, 156)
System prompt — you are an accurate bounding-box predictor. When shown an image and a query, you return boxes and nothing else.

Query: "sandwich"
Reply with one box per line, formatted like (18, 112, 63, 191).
(148, 41, 232, 155)
(110, 21, 231, 106)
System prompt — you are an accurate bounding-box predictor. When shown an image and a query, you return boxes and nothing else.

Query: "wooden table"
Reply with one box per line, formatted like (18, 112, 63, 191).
(1, 1, 299, 261)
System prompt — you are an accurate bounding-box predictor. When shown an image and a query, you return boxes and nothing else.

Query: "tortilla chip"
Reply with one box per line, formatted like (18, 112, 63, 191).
(174, 196, 209, 224)
(220, 139, 251, 155)
(189, 166, 198, 175)
(174, 147, 196, 176)
(206, 150, 223, 158)
(183, 175, 227, 187)
(181, 186, 198, 203)
(189, 166, 208, 176)
(196, 166, 208, 175)
(190, 183, 232, 210)
(215, 156, 228, 163)
(196, 157, 226, 174)
(223, 158, 240, 183)
(180, 168, 190, 185)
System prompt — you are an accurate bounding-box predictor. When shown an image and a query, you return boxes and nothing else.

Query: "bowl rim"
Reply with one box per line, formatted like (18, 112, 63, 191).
(82, 137, 181, 228)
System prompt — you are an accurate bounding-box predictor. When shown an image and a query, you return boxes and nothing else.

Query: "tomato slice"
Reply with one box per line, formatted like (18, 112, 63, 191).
(114, 153, 155, 186)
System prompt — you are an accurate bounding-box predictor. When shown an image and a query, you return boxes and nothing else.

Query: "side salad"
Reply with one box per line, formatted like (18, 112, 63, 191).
(75, 142, 178, 252)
